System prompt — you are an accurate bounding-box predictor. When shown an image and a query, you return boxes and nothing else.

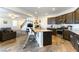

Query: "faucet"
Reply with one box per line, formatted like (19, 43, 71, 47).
(67, 25, 72, 30)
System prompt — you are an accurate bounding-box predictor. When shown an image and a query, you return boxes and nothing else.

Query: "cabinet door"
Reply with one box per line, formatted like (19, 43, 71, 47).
(62, 15, 66, 23)
(55, 17, 59, 24)
(59, 15, 66, 24)
(72, 35, 78, 50)
(47, 17, 56, 24)
(75, 8, 79, 23)
(74, 35, 79, 51)
(63, 30, 70, 41)
(74, 39, 79, 51)
(55, 16, 63, 24)
(43, 32, 52, 46)
(66, 12, 73, 24)
(55, 15, 66, 24)
(70, 32, 75, 47)
(70, 32, 79, 51)
(72, 11, 76, 23)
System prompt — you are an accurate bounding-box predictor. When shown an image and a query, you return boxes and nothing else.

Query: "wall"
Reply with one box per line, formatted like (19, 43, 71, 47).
(21, 16, 47, 30)
(0, 17, 25, 30)
(63, 24, 79, 30)
(38, 16, 47, 29)
(0, 17, 34, 31)
(47, 24, 79, 30)
(21, 17, 34, 31)
(0, 17, 12, 28)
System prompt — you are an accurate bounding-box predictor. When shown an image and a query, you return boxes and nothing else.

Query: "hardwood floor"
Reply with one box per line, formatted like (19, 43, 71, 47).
(0, 32, 76, 52)
(52, 35, 76, 52)
(29, 35, 76, 52)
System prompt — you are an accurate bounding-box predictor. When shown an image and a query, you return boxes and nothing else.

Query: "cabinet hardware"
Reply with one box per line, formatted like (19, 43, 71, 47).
(77, 40, 79, 45)
(70, 35, 73, 38)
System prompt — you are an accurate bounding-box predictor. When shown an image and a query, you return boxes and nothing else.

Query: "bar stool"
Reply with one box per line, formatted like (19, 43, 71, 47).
(23, 27, 35, 49)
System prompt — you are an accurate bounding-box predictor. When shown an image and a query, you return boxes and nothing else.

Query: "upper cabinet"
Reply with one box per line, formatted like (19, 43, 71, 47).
(60, 15, 66, 23)
(65, 12, 74, 24)
(47, 8, 79, 24)
(55, 17, 59, 24)
(55, 15, 66, 24)
(75, 8, 79, 23)
(47, 17, 56, 24)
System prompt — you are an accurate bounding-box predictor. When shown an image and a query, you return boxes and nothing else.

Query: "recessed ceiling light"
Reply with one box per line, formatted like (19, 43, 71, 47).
(52, 8, 55, 11)
(8, 13, 19, 19)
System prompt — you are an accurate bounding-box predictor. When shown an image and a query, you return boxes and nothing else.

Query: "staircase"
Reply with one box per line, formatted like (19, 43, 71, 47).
(20, 20, 27, 31)
(20, 20, 33, 31)
(20, 20, 27, 29)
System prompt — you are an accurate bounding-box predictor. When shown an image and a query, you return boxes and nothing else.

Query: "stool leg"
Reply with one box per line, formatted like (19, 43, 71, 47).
(23, 33, 29, 49)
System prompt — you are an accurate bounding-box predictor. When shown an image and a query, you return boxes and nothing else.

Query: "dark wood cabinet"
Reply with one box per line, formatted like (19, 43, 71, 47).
(57, 15, 66, 24)
(47, 8, 79, 24)
(70, 32, 76, 49)
(62, 15, 66, 23)
(47, 17, 56, 24)
(75, 8, 79, 23)
(65, 12, 74, 24)
(43, 31, 52, 46)
(63, 30, 79, 51)
(63, 30, 70, 41)
(56, 16, 61, 24)
(73, 11, 76, 23)
(55, 17, 59, 24)
(54, 12, 74, 24)
(69, 31, 79, 51)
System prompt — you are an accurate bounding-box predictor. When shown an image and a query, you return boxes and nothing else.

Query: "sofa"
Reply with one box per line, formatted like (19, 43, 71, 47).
(0, 28, 16, 41)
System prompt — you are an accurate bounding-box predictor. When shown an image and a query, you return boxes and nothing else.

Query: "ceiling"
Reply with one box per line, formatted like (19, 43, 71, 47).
(0, 7, 75, 19)
(0, 7, 28, 19)
(18, 7, 73, 17)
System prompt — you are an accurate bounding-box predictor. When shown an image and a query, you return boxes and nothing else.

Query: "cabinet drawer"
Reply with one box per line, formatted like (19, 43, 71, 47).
(74, 40, 79, 51)
(70, 31, 79, 51)
(43, 32, 52, 46)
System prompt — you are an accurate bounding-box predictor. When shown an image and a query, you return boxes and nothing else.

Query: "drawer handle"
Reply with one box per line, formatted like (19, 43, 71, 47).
(77, 40, 79, 45)
(70, 35, 73, 38)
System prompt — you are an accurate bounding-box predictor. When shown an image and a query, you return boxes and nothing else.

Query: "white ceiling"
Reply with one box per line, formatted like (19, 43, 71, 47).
(0, 7, 75, 18)
(18, 7, 73, 17)
(0, 7, 28, 19)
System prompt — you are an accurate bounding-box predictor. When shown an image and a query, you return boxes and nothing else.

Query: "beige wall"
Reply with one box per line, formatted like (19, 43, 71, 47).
(39, 16, 47, 29)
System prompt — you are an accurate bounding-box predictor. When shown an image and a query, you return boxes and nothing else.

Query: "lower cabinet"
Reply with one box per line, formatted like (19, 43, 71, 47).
(43, 32, 52, 46)
(63, 30, 70, 41)
(70, 31, 79, 51)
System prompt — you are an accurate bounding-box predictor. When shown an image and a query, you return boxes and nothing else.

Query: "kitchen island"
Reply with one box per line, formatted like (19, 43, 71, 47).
(33, 29, 52, 47)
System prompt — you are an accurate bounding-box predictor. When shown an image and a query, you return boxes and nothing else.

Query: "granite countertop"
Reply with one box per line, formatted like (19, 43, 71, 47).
(33, 28, 52, 32)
